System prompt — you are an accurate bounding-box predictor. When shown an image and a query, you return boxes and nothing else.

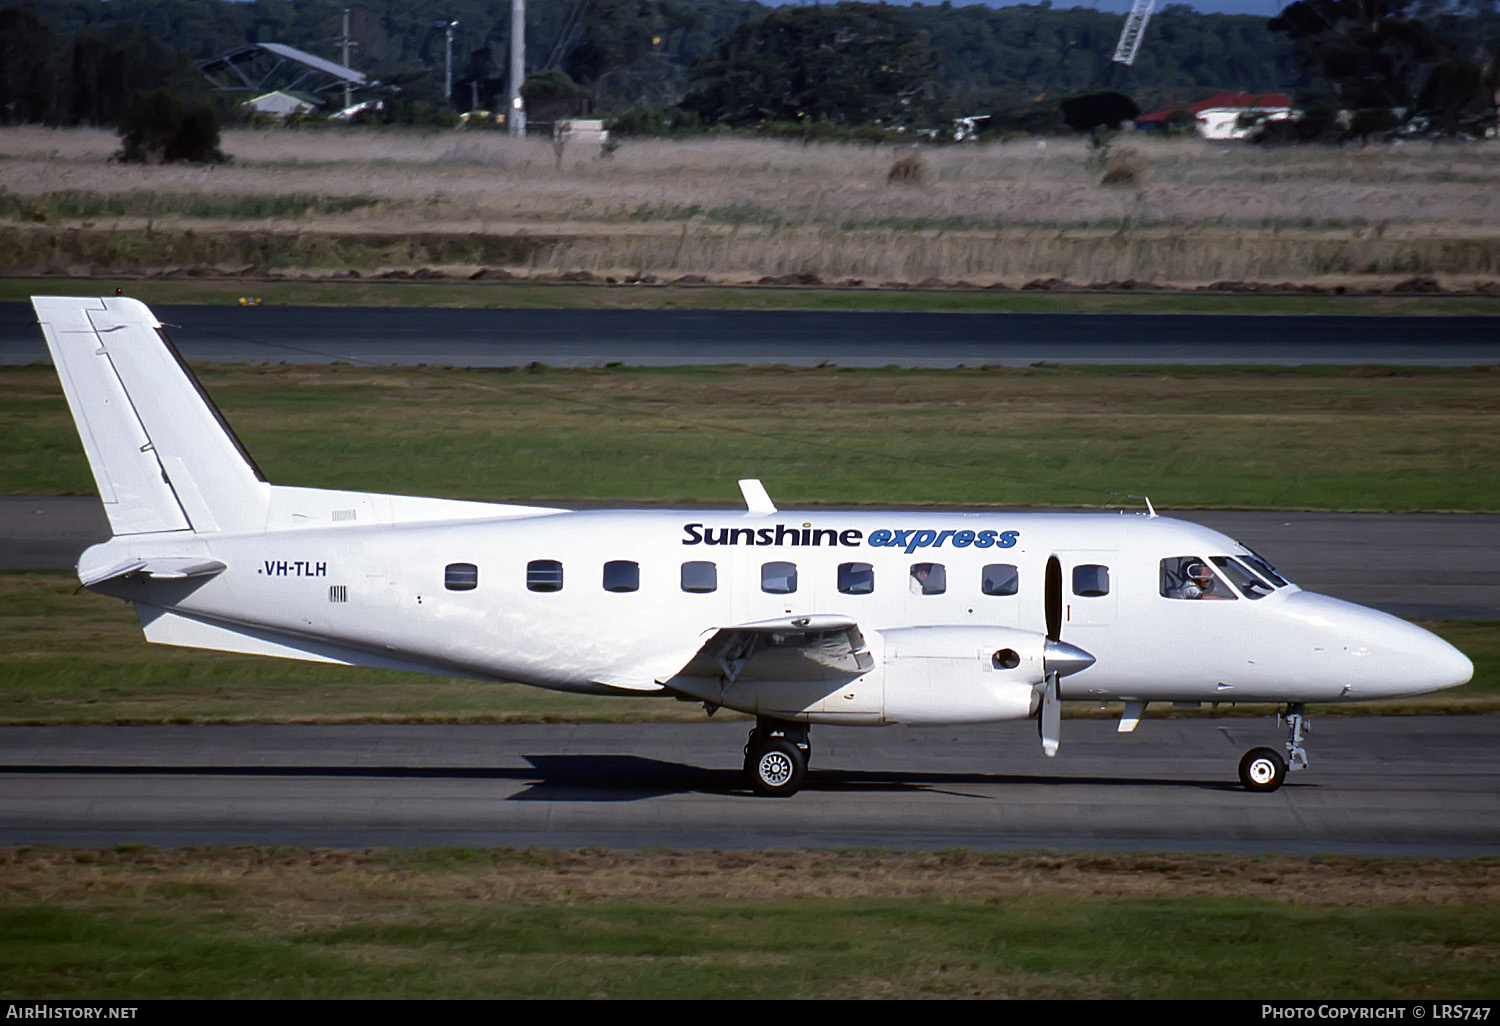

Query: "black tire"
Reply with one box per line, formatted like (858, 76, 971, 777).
(747, 737, 807, 797)
(1239, 747, 1287, 792)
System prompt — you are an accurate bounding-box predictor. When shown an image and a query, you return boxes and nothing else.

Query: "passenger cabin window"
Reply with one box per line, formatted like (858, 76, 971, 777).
(761, 561, 797, 594)
(981, 564, 1019, 596)
(838, 562, 874, 595)
(681, 561, 717, 594)
(602, 560, 639, 593)
(1072, 564, 1110, 597)
(1160, 556, 1233, 601)
(444, 562, 478, 591)
(910, 562, 946, 595)
(527, 559, 564, 592)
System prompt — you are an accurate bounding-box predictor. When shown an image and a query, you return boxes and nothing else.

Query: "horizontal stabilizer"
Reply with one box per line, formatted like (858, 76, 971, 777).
(80, 556, 227, 587)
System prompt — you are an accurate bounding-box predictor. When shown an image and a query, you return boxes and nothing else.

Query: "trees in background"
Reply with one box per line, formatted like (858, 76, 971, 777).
(680, 3, 945, 127)
(0, 2, 224, 161)
(117, 88, 225, 163)
(1060, 91, 1142, 132)
(5, 0, 1500, 140)
(0, 5, 60, 123)
(1270, 0, 1498, 136)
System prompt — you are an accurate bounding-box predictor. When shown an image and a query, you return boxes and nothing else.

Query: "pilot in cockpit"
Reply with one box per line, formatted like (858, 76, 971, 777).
(1180, 562, 1231, 600)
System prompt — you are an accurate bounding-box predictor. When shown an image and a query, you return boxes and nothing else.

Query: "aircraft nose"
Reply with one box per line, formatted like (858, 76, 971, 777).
(1283, 593, 1473, 699)
(1347, 616, 1472, 698)
(1416, 632, 1474, 691)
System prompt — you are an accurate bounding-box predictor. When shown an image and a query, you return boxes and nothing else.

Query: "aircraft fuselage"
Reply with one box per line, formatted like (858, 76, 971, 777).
(79, 504, 1472, 724)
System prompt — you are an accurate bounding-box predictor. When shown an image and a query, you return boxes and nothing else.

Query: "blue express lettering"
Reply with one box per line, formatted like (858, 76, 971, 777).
(866, 528, 1019, 554)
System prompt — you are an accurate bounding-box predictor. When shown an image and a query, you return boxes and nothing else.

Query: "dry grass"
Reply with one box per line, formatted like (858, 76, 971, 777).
(5, 847, 1498, 907)
(3, 126, 1500, 285)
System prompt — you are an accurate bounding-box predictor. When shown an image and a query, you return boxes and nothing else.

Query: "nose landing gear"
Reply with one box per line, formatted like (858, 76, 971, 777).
(1238, 704, 1309, 792)
(1238, 746, 1287, 791)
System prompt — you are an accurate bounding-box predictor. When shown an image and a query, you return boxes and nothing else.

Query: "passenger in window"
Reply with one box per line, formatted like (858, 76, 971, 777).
(909, 563, 945, 595)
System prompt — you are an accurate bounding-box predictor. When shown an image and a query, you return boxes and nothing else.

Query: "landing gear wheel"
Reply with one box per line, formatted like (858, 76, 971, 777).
(747, 737, 807, 797)
(1239, 747, 1287, 793)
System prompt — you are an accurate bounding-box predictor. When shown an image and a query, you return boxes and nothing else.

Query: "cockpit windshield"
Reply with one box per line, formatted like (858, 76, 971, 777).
(1210, 556, 1275, 599)
(1237, 546, 1291, 589)
(1162, 554, 1284, 601)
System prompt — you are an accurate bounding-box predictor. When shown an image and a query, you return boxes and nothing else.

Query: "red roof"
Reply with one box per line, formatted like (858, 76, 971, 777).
(1136, 91, 1293, 123)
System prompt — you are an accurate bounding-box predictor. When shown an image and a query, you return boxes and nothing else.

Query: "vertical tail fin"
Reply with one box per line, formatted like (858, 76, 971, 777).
(33, 296, 270, 536)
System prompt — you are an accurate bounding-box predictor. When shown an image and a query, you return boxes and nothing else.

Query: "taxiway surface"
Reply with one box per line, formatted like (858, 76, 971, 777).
(6, 305, 1500, 367)
(2, 719, 1496, 853)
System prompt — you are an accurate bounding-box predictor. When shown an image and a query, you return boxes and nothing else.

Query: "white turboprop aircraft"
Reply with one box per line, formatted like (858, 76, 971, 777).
(34, 296, 1474, 796)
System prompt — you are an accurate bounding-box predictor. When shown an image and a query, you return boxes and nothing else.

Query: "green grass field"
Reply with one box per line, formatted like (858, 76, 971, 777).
(5, 362, 1499, 512)
(2, 848, 1496, 999)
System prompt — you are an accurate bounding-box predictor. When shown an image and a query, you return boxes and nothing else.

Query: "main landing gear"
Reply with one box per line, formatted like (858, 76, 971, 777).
(1237, 704, 1309, 793)
(744, 718, 810, 797)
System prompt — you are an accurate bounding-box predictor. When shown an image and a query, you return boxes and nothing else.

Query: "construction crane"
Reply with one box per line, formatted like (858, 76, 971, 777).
(1112, 0, 1156, 66)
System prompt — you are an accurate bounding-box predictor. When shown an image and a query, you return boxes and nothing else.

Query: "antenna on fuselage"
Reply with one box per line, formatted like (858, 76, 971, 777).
(739, 478, 777, 515)
(1127, 494, 1157, 518)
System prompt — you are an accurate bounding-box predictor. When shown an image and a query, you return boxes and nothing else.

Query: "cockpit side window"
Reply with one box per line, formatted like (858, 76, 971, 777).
(1160, 556, 1235, 600)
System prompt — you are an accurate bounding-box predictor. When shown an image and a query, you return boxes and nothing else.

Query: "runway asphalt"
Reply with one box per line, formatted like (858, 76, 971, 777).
(3, 718, 1496, 853)
(6, 305, 1500, 367)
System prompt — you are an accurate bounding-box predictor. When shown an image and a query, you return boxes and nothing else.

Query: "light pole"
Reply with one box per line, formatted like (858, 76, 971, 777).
(507, 0, 525, 136)
(341, 8, 353, 111)
(444, 19, 458, 110)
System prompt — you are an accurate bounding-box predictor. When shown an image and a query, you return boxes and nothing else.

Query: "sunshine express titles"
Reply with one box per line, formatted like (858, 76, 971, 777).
(681, 522, 1019, 556)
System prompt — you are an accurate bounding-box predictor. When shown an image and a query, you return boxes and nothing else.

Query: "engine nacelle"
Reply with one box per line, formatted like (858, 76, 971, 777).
(877, 625, 1050, 724)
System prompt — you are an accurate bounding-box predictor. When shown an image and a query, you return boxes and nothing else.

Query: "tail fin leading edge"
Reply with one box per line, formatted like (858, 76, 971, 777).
(33, 296, 269, 536)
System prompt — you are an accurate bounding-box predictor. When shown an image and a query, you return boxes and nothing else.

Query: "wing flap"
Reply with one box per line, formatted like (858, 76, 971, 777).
(675, 615, 873, 684)
(593, 615, 873, 694)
